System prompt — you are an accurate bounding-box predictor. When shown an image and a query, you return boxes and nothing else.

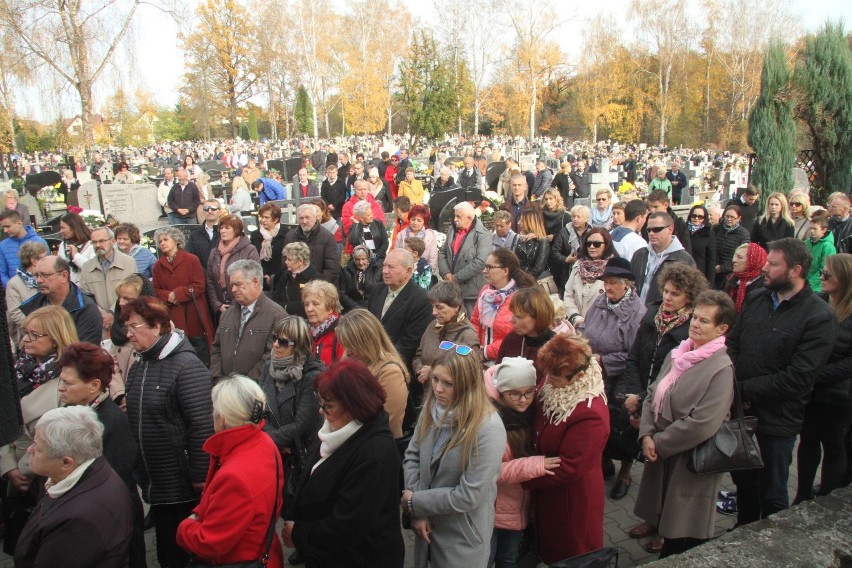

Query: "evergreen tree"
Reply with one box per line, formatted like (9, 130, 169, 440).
(794, 21, 852, 196)
(398, 31, 456, 139)
(748, 41, 796, 199)
(248, 110, 259, 141)
(239, 121, 250, 140)
(295, 86, 313, 135)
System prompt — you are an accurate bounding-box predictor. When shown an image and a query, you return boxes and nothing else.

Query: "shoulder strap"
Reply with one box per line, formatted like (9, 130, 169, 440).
(259, 450, 281, 565)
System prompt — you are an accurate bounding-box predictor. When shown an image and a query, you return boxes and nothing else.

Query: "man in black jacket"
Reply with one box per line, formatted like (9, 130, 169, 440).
(725, 185, 761, 233)
(642, 190, 692, 254)
(185, 199, 221, 270)
(727, 238, 837, 526)
(321, 164, 346, 220)
(284, 204, 340, 284)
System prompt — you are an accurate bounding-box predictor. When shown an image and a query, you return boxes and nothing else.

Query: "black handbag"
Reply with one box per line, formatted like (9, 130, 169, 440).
(688, 375, 763, 475)
(188, 451, 281, 568)
(550, 546, 619, 568)
(605, 404, 641, 462)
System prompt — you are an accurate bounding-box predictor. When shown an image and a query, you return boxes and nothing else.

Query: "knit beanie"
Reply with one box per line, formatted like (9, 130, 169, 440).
(492, 357, 537, 393)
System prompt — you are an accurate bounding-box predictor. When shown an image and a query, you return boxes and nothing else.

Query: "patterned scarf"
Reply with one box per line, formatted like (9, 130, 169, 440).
(687, 221, 703, 234)
(216, 236, 241, 288)
(478, 279, 517, 328)
(16, 267, 37, 289)
(577, 257, 610, 283)
(606, 287, 632, 310)
(539, 358, 606, 425)
(654, 305, 693, 339)
(14, 352, 59, 396)
(258, 224, 280, 261)
(653, 336, 727, 420)
(730, 243, 768, 313)
(310, 312, 339, 339)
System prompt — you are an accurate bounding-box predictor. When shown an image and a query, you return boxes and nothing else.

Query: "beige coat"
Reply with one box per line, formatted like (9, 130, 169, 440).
(5, 274, 38, 348)
(372, 361, 409, 439)
(79, 250, 138, 313)
(0, 378, 60, 477)
(633, 348, 734, 540)
(562, 270, 605, 325)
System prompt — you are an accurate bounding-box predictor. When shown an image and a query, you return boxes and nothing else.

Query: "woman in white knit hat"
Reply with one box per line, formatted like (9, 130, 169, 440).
(485, 357, 560, 568)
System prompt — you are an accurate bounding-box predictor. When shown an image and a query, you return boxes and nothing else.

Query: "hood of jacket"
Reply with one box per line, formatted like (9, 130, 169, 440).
(10, 225, 41, 243)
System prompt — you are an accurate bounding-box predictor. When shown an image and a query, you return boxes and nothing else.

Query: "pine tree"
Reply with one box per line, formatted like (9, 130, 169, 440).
(794, 21, 852, 196)
(248, 110, 259, 141)
(748, 41, 796, 198)
(397, 31, 456, 140)
(294, 86, 313, 135)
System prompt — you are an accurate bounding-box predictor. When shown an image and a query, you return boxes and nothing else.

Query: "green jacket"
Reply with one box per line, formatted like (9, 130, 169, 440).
(805, 233, 836, 292)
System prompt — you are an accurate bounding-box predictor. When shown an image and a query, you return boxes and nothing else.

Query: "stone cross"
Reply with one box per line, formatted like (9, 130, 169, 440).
(81, 188, 95, 210)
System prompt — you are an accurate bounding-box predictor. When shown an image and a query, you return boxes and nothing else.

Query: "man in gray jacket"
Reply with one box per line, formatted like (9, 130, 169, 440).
(439, 202, 491, 317)
(630, 212, 695, 305)
(210, 260, 286, 381)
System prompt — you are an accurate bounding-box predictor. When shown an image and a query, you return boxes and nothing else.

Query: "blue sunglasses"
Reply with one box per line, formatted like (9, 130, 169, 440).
(439, 341, 473, 356)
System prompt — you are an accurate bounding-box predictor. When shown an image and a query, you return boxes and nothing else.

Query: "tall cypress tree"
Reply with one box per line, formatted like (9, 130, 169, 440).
(748, 42, 796, 199)
(247, 110, 259, 141)
(294, 86, 313, 135)
(794, 21, 852, 196)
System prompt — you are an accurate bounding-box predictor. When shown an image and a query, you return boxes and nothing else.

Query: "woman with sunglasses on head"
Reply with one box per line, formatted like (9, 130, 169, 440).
(0, 305, 77, 554)
(402, 349, 506, 568)
(562, 227, 615, 329)
(471, 248, 536, 365)
(484, 357, 560, 568)
(788, 192, 812, 240)
(686, 204, 716, 282)
(282, 359, 405, 567)
(522, 334, 609, 564)
(795, 253, 852, 504)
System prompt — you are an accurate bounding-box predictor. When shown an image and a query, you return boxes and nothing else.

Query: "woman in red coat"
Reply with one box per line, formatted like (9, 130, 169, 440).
(523, 334, 609, 564)
(152, 226, 215, 364)
(177, 375, 285, 567)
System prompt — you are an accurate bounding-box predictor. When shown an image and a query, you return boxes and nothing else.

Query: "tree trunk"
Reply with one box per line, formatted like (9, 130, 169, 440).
(593, 119, 598, 144)
(704, 51, 712, 144)
(529, 80, 536, 141)
(78, 81, 94, 148)
(387, 105, 392, 136)
(311, 103, 318, 139)
(474, 97, 480, 136)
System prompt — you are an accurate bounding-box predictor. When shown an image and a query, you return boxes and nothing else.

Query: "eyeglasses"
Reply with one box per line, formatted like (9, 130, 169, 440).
(273, 336, 295, 347)
(21, 329, 49, 341)
(438, 341, 473, 355)
(503, 389, 536, 402)
(484, 264, 505, 271)
(314, 392, 335, 412)
(203, 206, 220, 212)
(585, 241, 605, 248)
(647, 225, 672, 234)
(125, 322, 149, 334)
(596, 198, 609, 202)
(91, 238, 112, 245)
(790, 202, 803, 207)
(33, 272, 57, 279)
(819, 269, 833, 280)
(689, 214, 705, 220)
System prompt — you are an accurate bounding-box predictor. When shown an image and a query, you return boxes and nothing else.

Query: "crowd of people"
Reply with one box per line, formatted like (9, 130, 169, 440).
(0, 138, 851, 568)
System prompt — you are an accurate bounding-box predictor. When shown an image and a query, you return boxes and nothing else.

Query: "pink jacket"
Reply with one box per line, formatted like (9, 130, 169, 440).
(484, 366, 548, 531)
(471, 285, 517, 362)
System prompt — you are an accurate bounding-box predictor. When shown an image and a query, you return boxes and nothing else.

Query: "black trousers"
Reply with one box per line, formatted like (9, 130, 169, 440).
(151, 500, 196, 568)
(659, 536, 707, 558)
(797, 401, 852, 498)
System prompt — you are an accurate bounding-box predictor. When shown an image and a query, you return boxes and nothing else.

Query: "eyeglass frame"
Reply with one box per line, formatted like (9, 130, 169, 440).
(585, 240, 605, 248)
(819, 269, 833, 280)
(438, 341, 473, 355)
(203, 205, 221, 212)
(503, 389, 536, 402)
(313, 391, 336, 412)
(647, 225, 672, 234)
(273, 336, 295, 347)
(484, 264, 505, 271)
(21, 328, 50, 341)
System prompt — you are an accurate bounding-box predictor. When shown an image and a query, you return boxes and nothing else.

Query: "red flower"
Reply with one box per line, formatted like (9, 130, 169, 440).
(67, 205, 83, 215)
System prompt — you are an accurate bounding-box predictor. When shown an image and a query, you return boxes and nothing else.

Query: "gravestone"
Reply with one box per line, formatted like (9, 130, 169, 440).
(101, 184, 162, 227)
(284, 158, 302, 180)
(77, 181, 101, 212)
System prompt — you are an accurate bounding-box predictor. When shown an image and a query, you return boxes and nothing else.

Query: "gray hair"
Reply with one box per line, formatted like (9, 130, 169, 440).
(154, 226, 186, 249)
(36, 406, 103, 463)
(510, 173, 527, 187)
(453, 201, 475, 218)
(353, 200, 372, 217)
(18, 241, 48, 267)
(283, 242, 311, 266)
(272, 316, 313, 362)
(227, 259, 263, 282)
(570, 205, 591, 221)
(386, 248, 415, 270)
(427, 280, 463, 308)
(440, 167, 451, 176)
(297, 203, 318, 217)
(212, 374, 267, 430)
(368, 167, 380, 178)
(91, 226, 115, 239)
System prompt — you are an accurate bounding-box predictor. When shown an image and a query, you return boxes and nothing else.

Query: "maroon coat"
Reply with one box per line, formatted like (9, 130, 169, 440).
(153, 249, 215, 347)
(523, 394, 609, 564)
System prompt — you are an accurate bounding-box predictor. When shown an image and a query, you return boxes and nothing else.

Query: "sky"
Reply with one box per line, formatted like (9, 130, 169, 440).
(13, 0, 852, 122)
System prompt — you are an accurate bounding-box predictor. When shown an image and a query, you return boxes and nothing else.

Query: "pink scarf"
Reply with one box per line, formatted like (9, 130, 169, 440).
(653, 335, 727, 420)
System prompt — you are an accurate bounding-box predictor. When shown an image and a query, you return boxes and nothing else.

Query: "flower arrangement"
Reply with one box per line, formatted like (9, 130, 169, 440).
(67, 205, 83, 215)
(80, 210, 106, 228)
(139, 234, 157, 254)
(483, 190, 504, 207)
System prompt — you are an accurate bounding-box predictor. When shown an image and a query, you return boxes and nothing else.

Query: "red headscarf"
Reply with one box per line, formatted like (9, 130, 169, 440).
(729, 243, 768, 312)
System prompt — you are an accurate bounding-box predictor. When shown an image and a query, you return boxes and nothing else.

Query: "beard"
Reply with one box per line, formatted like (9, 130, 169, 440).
(764, 274, 794, 294)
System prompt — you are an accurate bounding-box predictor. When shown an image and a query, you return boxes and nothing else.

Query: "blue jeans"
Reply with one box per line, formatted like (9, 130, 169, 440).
(731, 432, 796, 526)
(489, 528, 523, 568)
(168, 212, 193, 225)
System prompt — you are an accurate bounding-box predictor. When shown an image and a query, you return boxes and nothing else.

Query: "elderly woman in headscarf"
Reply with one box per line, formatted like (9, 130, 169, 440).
(723, 243, 767, 313)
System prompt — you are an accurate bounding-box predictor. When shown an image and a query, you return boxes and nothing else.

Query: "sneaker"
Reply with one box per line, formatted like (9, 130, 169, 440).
(716, 498, 737, 516)
(718, 490, 737, 500)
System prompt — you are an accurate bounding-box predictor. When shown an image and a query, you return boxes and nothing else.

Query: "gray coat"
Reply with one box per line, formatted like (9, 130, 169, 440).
(438, 219, 491, 301)
(633, 348, 734, 539)
(210, 293, 286, 381)
(403, 410, 506, 568)
(581, 291, 646, 380)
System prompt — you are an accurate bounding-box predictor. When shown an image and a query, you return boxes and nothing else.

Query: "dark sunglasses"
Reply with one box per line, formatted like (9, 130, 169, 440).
(819, 269, 833, 280)
(690, 213, 705, 220)
(585, 241, 605, 248)
(647, 225, 672, 234)
(790, 202, 803, 206)
(273, 336, 295, 347)
(203, 206, 220, 212)
(439, 341, 473, 355)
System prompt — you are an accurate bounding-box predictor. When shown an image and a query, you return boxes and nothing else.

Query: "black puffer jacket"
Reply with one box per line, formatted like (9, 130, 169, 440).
(813, 312, 852, 406)
(616, 302, 690, 400)
(125, 332, 214, 504)
(688, 224, 716, 283)
(259, 356, 325, 455)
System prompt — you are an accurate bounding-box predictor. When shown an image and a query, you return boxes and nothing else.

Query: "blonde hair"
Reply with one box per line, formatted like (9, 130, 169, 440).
(301, 280, 342, 313)
(418, 350, 493, 470)
(336, 309, 409, 381)
(542, 188, 564, 211)
(115, 274, 145, 299)
(760, 192, 794, 226)
(518, 208, 547, 239)
(212, 374, 267, 429)
(232, 177, 249, 192)
(23, 305, 79, 357)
